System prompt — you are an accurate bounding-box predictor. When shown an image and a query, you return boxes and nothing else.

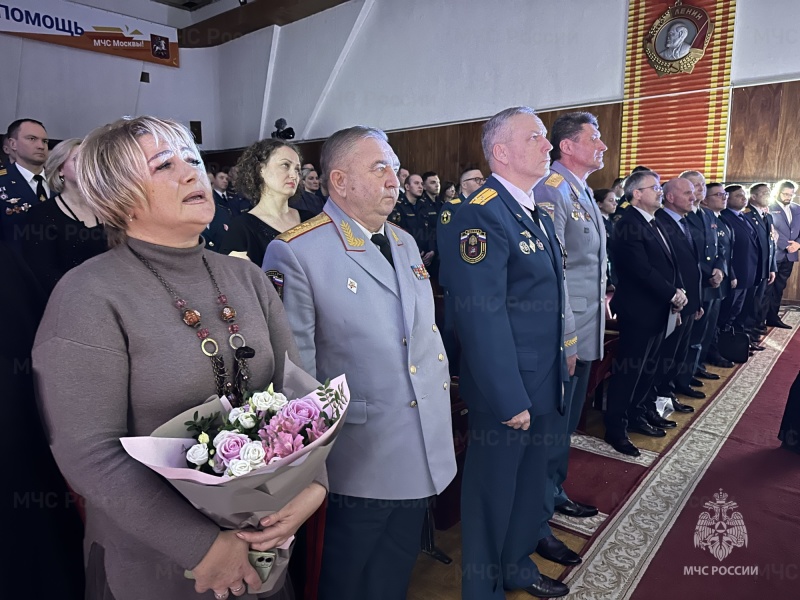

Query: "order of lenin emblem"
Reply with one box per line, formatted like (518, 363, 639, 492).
(460, 228, 487, 264)
(644, 0, 714, 76)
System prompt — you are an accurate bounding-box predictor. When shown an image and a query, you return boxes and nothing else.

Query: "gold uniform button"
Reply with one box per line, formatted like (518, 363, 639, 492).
(438, 353, 444, 361)
(443, 382, 448, 390)
(410, 400, 418, 407)
(432, 324, 438, 332)
(410, 365, 417, 375)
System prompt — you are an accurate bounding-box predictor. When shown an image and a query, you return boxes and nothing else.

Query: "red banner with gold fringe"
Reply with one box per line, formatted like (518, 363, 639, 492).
(620, 0, 735, 180)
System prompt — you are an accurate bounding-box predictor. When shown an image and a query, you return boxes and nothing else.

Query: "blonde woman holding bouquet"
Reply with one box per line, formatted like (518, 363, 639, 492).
(33, 116, 326, 600)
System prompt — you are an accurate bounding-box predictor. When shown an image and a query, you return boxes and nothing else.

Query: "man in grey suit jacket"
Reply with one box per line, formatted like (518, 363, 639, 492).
(767, 180, 800, 328)
(263, 126, 456, 600)
(534, 112, 607, 532)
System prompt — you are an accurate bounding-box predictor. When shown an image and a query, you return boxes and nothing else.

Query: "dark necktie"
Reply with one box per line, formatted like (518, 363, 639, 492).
(33, 174, 47, 202)
(371, 233, 394, 268)
(531, 205, 541, 228)
(679, 217, 694, 245)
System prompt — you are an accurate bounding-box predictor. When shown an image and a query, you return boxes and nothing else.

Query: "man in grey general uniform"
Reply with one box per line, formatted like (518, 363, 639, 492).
(534, 112, 607, 559)
(263, 126, 456, 600)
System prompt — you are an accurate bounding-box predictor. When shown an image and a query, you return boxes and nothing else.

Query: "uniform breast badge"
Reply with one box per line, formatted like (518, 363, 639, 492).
(411, 264, 430, 280)
(440, 209, 452, 225)
(346, 278, 358, 293)
(460, 229, 487, 264)
(535, 239, 545, 251)
(519, 241, 531, 255)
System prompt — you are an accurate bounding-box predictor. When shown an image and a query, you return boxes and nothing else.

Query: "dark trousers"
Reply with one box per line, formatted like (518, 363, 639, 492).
(677, 299, 716, 388)
(548, 359, 591, 510)
(605, 322, 666, 439)
(318, 494, 428, 600)
(749, 278, 770, 328)
(741, 278, 766, 329)
(768, 259, 795, 321)
(700, 298, 723, 364)
(656, 315, 695, 396)
(461, 409, 557, 599)
(719, 287, 748, 328)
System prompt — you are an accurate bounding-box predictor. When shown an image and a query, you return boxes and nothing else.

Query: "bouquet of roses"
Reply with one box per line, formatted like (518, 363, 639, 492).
(120, 355, 349, 595)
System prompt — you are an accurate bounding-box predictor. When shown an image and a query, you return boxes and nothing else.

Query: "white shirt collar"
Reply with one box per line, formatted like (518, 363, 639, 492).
(354, 220, 385, 238)
(492, 173, 536, 214)
(662, 206, 684, 223)
(633, 205, 655, 222)
(15, 162, 49, 196)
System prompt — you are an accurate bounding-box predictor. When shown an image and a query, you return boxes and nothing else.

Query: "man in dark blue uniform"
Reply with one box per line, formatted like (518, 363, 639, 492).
(439, 106, 572, 599)
(0, 119, 50, 247)
(701, 183, 736, 368)
(743, 183, 777, 342)
(436, 167, 485, 375)
(389, 173, 436, 267)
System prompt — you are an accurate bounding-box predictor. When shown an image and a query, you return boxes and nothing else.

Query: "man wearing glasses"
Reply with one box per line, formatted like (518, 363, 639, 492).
(767, 180, 800, 329)
(605, 171, 686, 456)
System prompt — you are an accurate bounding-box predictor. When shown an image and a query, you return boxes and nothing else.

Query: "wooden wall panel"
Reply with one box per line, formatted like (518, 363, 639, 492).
(727, 84, 784, 181)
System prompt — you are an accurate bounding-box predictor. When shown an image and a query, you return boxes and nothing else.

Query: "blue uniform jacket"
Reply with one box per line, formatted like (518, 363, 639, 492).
(438, 176, 570, 422)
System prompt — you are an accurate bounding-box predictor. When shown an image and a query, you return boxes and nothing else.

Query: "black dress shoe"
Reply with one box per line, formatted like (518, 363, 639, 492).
(555, 499, 599, 518)
(604, 435, 641, 456)
(647, 413, 677, 428)
(670, 399, 695, 413)
(519, 575, 570, 598)
(676, 386, 706, 399)
(536, 535, 582, 566)
(750, 343, 765, 351)
(707, 356, 735, 368)
(695, 367, 720, 380)
(766, 319, 792, 329)
(689, 377, 704, 387)
(628, 420, 666, 437)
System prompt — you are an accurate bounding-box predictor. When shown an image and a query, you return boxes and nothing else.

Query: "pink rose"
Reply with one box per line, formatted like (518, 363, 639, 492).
(278, 399, 321, 432)
(216, 432, 250, 467)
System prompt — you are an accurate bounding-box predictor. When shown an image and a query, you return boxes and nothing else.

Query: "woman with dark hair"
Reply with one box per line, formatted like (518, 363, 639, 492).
(22, 138, 106, 295)
(219, 139, 315, 264)
(436, 181, 457, 205)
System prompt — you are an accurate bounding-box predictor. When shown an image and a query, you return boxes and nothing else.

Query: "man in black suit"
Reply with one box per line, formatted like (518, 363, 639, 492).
(0, 119, 50, 247)
(700, 183, 736, 368)
(654, 179, 704, 410)
(605, 170, 687, 456)
(677, 170, 726, 386)
(743, 183, 777, 342)
(719, 185, 762, 334)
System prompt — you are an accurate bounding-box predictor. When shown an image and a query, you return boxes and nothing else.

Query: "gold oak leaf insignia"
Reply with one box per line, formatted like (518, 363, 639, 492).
(340, 220, 365, 247)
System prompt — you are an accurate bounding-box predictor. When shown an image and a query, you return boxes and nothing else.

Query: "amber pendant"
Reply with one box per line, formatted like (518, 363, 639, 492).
(182, 308, 202, 327)
(221, 306, 236, 322)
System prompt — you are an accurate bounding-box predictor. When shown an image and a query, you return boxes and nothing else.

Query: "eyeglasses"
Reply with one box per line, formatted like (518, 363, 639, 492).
(637, 184, 663, 193)
(707, 191, 728, 198)
(462, 177, 486, 185)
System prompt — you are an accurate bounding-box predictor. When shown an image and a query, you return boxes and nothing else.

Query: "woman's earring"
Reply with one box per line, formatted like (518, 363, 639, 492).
(59, 174, 65, 183)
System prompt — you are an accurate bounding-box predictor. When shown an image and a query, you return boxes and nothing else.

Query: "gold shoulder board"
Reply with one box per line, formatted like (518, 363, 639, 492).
(545, 173, 564, 187)
(448, 198, 462, 205)
(0, 168, 7, 176)
(276, 213, 332, 242)
(469, 188, 498, 206)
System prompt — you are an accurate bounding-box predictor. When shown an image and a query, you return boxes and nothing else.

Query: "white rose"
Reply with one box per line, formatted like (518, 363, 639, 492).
(239, 441, 266, 467)
(212, 430, 233, 448)
(250, 392, 272, 412)
(270, 392, 288, 410)
(237, 412, 257, 429)
(186, 443, 209, 466)
(226, 458, 252, 477)
(228, 407, 245, 424)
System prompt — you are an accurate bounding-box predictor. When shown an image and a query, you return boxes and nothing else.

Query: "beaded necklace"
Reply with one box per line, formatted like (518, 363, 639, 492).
(129, 246, 255, 406)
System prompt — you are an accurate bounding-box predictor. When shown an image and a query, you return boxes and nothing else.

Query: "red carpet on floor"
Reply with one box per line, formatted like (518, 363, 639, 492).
(562, 448, 648, 516)
(631, 328, 800, 599)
